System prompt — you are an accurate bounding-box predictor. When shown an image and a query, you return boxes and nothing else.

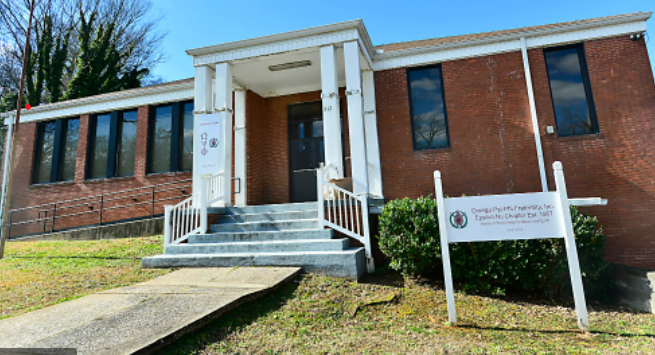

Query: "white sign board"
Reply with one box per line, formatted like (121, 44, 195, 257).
(195, 113, 221, 176)
(434, 162, 601, 332)
(444, 192, 564, 243)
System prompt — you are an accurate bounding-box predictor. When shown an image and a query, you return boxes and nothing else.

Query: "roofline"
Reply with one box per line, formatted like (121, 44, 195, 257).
(186, 19, 374, 58)
(0, 79, 194, 119)
(1, 12, 649, 120)
(376, 12, 652, 59)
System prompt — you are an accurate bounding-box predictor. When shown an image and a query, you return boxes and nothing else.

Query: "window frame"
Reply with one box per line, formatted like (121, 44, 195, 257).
(32, 117, 79, 185)
(406, 64, 451, 151)
(147, 100, 193, 174)
(86, 109, 139, 179)
(543, 43, 599, 137)
(115, 109, 139, 177)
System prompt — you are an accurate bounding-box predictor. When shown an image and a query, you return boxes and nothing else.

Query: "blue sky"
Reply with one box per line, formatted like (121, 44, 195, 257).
(151, 0, 654, 81)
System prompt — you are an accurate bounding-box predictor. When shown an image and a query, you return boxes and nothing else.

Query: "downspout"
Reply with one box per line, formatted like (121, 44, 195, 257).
(0, 115, 14, 235)
(520, 36, 548, 192)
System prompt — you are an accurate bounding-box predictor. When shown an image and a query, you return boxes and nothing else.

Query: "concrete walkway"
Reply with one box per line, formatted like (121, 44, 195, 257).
(0, 267, 301, 355)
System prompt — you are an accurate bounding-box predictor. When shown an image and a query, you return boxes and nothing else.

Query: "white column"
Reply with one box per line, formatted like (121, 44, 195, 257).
(193, 66, 214, 200)
(344, 41, 369, 195)
(320, 44, 344, 179)
(215, 62, 233, 207)
(234, 88, 247, 206)
(362, 70, 383, 198)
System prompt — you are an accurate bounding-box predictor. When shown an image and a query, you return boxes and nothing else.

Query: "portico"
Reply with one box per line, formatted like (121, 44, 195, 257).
(187, 20, 384, 207)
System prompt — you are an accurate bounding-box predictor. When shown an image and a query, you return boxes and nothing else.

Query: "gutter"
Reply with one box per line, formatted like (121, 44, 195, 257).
(0, 79, 194, 119)
(375, 12, 652, 60)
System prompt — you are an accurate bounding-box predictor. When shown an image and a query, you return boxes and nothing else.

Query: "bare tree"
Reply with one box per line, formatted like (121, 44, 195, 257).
(557, 106, 592, 135)
(413, 110, 448, 149)
(0, 0, 167, 105)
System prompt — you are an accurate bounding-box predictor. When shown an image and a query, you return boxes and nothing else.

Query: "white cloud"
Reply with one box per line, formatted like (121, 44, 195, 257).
(550, 80, 587, 104)
(411, 77, 440, 91)
(549, 52, 581, 75)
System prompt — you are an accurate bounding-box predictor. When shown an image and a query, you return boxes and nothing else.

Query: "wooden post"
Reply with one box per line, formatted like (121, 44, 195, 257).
(164, 205, 172, 245)
(200, 177, 208, 234)
(434, 171, 457, 325)
(317, 167, 325, 230)
(553, 161, 590, 331)
(359, 194, 375, 273)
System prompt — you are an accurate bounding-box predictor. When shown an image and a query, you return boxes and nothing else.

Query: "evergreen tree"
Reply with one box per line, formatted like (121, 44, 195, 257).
(65, 11, 147, 101)
(24, 15, 71, 106)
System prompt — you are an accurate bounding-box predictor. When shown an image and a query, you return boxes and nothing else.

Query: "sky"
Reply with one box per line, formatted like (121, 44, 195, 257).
(150, 0, 655, 82)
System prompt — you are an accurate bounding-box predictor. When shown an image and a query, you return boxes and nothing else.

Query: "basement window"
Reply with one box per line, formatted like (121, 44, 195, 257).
(407, 64, 450, 150)
(148, 101, 194, 174)
(33, 117, 80, 184)
(544, 44, 599, 136)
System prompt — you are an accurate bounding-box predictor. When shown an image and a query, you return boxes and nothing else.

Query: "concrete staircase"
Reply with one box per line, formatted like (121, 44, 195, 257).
(142, 202, 367, 279)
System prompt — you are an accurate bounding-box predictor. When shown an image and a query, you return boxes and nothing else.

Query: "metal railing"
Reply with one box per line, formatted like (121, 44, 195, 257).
(7, 179, 193, 237)
(165, 173, 223, 245)
(317, 165, 375, 273)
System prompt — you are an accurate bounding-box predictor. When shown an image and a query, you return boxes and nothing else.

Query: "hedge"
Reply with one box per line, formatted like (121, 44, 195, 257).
(377, 196, 613, 300)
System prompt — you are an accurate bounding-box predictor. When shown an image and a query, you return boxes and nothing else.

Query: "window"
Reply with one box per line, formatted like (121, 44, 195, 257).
(148, 101, 194, 173)
(88, 113, 111, 178)
(87, 109, 138, 179)
(33, 117, 80, 184)
(117, 111, 138, 176)
(544, 44, 598, 136)
(407, 65, 450, 150)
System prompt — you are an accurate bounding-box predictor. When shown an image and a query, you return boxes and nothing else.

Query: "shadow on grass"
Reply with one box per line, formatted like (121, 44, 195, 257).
(357, 264, 405, 288)
(5, 256, 142, 260)
(459, 324, 655, 338)
(159, 275, 302, 355)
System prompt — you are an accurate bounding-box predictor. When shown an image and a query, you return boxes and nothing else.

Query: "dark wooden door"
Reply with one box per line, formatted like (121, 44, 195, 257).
(288, 101, 324, 202)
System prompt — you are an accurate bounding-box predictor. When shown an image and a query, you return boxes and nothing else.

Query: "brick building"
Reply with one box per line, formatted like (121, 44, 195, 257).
(2, 12, 654, 271)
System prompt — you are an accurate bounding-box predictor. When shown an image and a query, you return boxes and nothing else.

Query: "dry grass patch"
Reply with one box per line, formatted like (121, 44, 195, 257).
(0, 236, 171, 319)
(162, 270, 655, 354)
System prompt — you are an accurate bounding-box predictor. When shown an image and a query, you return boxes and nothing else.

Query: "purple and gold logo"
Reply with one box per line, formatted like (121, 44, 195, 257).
(449, 210, 468, 229)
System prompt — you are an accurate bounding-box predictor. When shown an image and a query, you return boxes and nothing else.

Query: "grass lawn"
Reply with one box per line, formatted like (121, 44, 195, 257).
(0, 236, 171, 319)
(163, 269, 655, 355)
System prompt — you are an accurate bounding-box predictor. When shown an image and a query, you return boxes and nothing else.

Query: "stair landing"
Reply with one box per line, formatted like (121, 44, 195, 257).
(142, 202, 367, 280)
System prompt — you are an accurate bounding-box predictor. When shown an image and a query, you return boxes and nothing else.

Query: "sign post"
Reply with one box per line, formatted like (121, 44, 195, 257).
(434, 161, 599, 331)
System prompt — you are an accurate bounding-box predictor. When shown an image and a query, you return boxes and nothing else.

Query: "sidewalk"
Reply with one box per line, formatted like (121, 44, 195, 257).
(0, 267, 302, 355)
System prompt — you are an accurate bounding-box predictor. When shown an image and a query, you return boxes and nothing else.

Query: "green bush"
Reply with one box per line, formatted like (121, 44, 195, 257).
(377, 196, 612, 301)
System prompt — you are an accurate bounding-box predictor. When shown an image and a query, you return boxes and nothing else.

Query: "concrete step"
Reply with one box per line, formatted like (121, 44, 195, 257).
(189, 229, 334, 243)
(210, 219, 318, 233)
(216, 210, 318, 224)
(165, 238, 349, 255)
(209, 202, 318, 215)
(142, 248, 367, 280)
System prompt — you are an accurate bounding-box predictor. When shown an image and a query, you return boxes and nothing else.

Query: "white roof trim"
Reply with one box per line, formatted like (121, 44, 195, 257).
(0, 80, 194, 122)
(187, 19, 374, 56)
(374, 12, 651, 70)
(1, 12, 649, 123)
(188, 19, 375, 68)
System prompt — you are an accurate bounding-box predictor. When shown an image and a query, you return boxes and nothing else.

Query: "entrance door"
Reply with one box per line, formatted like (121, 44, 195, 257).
(288, 101, 325, 202)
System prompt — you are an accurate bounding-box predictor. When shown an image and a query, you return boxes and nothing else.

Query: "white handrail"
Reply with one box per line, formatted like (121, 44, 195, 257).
(317, 166, 374, 273)
(164, 173, 223, 245)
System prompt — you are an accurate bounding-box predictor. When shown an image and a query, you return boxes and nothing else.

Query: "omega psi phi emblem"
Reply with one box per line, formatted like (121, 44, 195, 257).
(449, 210, 468, 229)
(200, 133, 208, 156)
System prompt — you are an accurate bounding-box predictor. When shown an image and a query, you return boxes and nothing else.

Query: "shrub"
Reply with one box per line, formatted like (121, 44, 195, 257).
(377, 197, 612, 301)
(378, 196, 441, 275)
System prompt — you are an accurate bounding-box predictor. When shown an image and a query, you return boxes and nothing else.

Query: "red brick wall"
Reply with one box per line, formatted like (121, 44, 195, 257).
(375, 36, 655, 269)
(531, 36, 655, 269)
(246, 90, 266, 206)
(9, 105, 192, 237)
(245, 88, 350, 205)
